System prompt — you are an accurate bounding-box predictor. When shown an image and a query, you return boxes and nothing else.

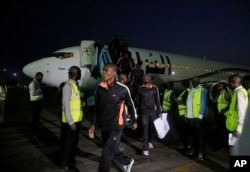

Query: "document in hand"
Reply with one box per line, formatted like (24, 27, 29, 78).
(154, 113, 169, 139)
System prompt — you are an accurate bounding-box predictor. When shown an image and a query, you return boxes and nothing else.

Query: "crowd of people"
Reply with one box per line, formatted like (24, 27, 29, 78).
(1, 35, 250, 171)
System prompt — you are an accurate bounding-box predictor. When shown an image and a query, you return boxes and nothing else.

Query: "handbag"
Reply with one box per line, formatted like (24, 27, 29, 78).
(154, 112, 169, 139)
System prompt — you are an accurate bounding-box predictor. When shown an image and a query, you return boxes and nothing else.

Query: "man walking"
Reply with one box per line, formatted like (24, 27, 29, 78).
(88, 63, 137, 172)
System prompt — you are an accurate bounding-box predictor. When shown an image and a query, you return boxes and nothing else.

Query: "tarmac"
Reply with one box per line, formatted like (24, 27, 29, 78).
(0, 86, 230, 172)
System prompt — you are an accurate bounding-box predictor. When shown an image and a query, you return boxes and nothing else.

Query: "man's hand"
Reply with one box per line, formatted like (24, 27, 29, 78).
(88, 124, 95, 139)
(70, 123, 76, 131)
(233, 130, 240, 138)
(132, 122, 138, 130)
(159, 113, 162, 119)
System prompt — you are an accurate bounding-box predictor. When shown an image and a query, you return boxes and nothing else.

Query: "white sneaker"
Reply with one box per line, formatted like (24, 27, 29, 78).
(149, 142, 154, 149)
(142, 150, 149, 156)
(123, 158, 134, 172)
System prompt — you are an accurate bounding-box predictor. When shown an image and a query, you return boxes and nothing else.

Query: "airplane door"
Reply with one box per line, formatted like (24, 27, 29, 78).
(80, 40, 96, 68)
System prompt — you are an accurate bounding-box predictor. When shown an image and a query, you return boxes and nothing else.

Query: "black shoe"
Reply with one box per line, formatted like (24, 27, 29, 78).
(186, 149, 195, 156)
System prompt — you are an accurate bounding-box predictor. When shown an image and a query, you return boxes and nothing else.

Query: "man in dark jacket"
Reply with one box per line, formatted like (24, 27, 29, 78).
(136, 74, 162, 156)
(88, 63, 137, 172)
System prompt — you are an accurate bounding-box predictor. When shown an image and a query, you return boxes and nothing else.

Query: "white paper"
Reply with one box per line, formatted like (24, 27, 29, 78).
(154, 113, 169, 139)
(228, 133, 238, 146)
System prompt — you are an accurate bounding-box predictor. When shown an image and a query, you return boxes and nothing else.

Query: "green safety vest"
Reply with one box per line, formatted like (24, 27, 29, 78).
(177, 88, 190, 116)
(192, 86, 202, 118)
(0, 85, 7, 101)
(225, 88, 248, 132)
(162, 89, 173, 111)
(29, 80, 43, 101)
(217, 90, 229, 113)
(62, 80, 83, 123)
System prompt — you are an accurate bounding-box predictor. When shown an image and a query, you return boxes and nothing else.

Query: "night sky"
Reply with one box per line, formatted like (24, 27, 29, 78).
(1, 0, 250, 84)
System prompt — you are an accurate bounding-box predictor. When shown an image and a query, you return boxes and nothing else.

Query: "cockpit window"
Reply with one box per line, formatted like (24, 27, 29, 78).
(52, 52, 74, 59)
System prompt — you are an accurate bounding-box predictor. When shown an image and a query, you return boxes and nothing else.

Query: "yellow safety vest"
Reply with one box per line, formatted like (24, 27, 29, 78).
(225, 88, 248, 132)
(29, 80, 43, 101)
(192, 86, 202, 118)
(177, 88, 190, 116)
(62, 80, 83, 123)
(217, 90, 229, 113)
(0, 85, 7, 101)
(162, 89, 173, 111)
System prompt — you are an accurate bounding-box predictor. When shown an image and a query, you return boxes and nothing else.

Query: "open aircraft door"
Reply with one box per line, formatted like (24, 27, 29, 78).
(80, 40, 96, 68)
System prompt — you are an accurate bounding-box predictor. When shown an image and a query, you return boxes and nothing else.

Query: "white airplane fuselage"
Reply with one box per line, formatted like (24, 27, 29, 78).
(23, 40, 250, 96)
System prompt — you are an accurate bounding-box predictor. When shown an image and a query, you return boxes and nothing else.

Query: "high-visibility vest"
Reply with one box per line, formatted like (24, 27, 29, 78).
(162, 89, 173, 111)
(0, 85, 7, 101)
(247, 88, 250, 100)
(29, 80, 43, 101)
(225, 88, 248, 132)
(177, 88, 190, 116)
(217, 90, 229, 113)
(192, 86, 202, 118)
(62, 80, 83, 123)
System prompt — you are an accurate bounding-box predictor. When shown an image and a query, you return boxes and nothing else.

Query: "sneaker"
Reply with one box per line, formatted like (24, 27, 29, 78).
(197, 153, 206, 161)
(149, 142, 154, 149)
(142, 150, 149, 156)
(123, 158, 134, 172)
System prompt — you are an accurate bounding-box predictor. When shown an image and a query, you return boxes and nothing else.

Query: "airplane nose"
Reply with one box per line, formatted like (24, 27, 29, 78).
(23, 60, 43, 79)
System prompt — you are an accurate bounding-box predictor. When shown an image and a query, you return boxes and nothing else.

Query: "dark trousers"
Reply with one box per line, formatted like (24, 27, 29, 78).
(216, 113, 229, 150)
(98, 126, 131, 172)
(178, 115, 190, 148)
(188, 118, 206, 156)
(30, 100, 42, 134)
(141, 112, 157, 151)
(61, 121, 81, 167)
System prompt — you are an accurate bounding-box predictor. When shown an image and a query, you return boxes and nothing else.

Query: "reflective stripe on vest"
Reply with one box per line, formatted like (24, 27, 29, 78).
(225, 88, 248, 132)
(162, 89, 173, 111)
(192, 86, 202, 118)
(177, 88, 190, 116)
(30, 80, 43, 101)
(62, 80, 83, 123)
(0, 85, 7, 101)
(217, 90, 229, 113)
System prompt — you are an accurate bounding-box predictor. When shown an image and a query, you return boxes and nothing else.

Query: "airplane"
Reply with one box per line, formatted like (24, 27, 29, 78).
(22, 40, 250, 105)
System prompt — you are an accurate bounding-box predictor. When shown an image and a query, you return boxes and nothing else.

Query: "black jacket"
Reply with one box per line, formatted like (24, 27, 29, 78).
(93, 81, 137, 130)
(136, 84, 162, 116)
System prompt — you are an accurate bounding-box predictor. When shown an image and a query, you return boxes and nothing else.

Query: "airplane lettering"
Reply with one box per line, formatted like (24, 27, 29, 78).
(58, 67, 66, 70)
(134, 52, 172, 75)
(145, 55, 165, 74)
(135, 52, 142, 64)
(164, 55, 171, 75)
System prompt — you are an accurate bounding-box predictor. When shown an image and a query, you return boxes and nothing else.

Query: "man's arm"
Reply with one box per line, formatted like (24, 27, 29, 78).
(199, 88, 208, 119)
(62, 84, 74, 126)
(125, 87, 138, 130)
(155, 86, 162, 115)
(236, 91, 248, 133)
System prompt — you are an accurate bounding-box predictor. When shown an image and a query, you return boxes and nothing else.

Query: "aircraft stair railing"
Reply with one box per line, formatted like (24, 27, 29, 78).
(87, 48, 114, 106)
